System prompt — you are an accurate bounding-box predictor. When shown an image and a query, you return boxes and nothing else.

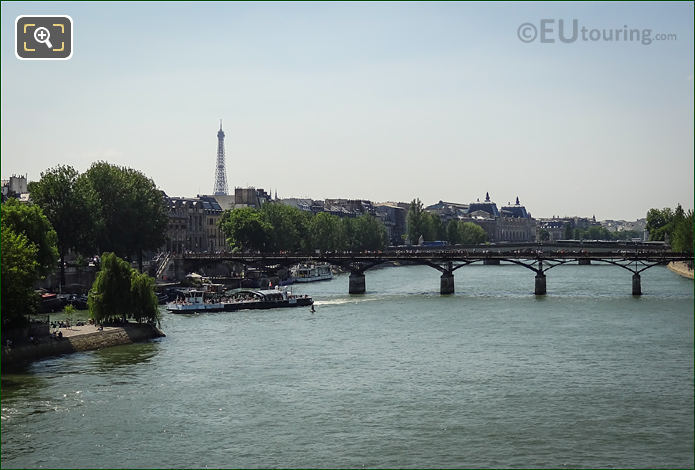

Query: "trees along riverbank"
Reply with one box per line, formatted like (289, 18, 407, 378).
(407, 198, 487, 245)
(646, 204, 694, 254)
(1, 251, 163, 367)
(218, 198, 491, 254)
(88, 253, 160, 325)
(219, 203, 388, 252)
(28, 162, 168, 284)
(647, 204, 694, 275)
(1, 199, 58, 328)
(1, 160, 167, 335)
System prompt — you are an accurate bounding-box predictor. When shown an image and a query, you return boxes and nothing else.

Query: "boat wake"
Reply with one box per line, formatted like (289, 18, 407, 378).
(313, 297, 381, 306)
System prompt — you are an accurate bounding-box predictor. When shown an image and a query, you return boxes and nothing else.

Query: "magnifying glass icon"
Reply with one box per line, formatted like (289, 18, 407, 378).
(33, 27, 53, 49)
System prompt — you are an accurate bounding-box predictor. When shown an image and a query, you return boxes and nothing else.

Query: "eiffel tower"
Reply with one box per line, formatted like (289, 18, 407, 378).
(213, 120, 228, 196)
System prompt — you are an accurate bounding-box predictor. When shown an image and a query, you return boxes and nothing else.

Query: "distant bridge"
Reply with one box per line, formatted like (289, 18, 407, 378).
(176, 242, 693, 296)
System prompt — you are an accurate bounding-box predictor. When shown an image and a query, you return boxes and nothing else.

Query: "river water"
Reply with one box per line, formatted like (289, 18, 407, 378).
(2, 264, 693, 468)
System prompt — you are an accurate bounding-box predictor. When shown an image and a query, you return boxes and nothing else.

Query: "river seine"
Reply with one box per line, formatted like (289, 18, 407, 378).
(2, 264, 693, 468)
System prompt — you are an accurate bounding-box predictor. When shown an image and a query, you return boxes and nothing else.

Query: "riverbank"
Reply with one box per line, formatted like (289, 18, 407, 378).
(668, 261, 694, 280)
(1, 323, 165, 368)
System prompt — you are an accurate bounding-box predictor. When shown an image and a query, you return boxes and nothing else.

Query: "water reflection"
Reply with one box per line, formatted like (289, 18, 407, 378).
(1, 370, 50, 399)
(91, 341, 160, 373)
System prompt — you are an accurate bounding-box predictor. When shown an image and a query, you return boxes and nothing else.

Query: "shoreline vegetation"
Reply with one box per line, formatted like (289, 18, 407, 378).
(668, 261, 694, 280)
(1, 322, 165, 368)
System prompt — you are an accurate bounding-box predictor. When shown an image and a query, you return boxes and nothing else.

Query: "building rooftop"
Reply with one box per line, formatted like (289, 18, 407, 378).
(467, 193, 500, 218)
(500, 197, 530, 219)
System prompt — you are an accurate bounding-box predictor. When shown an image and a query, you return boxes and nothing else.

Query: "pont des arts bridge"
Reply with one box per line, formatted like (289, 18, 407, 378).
(175, 242, 693, 296)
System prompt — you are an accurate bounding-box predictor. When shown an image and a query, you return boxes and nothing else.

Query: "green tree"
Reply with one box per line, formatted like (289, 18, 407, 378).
(646, 207, 674, 241)
(538, 228, 550, 241)
(611, 229, 642, 241)
(219, 207, 272, 251)
(88, 252, 160, 324)
(406, 198, 426, 244)
(578, 225, 613, 240)
(63, 304, 76, 328)
(261, 203, 309, 252)
(130, 271, 160, 324)
(1, 228, 39, 326)
(671, 208, 694, 253)
(88, 252, 133, 323)
(422, 212, 444, 241)
(122, 167, 169, 271)
(460, 222, 487, 244)
(308, 212, 345, 252)
(1, 198, 58, 278)
(81, 162, 168, 271)
(341, 217, 358, 251)
(80, 162, 129, 255)
(28, 165, 97, 285)
(352, 214, 387, 251)
(446, 220, 462, 245)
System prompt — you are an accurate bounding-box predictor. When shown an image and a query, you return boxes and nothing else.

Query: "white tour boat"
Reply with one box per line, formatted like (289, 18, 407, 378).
(291, 263, 333, 283)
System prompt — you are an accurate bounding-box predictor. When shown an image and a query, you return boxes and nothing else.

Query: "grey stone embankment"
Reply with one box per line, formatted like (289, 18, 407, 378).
(668, 261, 694, 280)
(1, 323, 165, 367)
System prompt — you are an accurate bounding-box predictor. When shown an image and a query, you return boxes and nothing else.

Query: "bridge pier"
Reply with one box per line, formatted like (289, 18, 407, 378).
(578, 259, 591, 265)
(632, 273, 641, 296)
(534, 273, 547, 295)
(349, 271, 366, 294)
(440, 272, 455, 295)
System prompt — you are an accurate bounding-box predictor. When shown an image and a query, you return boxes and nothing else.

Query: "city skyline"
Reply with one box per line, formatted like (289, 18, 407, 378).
(1, 1, 693, 221)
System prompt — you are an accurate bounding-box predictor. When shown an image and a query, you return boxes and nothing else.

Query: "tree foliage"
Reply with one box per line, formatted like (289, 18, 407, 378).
(405, 200, 448, 243)
(572, 225, 622, 241)
(406, 198, 426, 244)
(308, 212, 344, 251)
(646, 207, 674, 241)
(343, 214, 387, 251)
(1, 198, 58, 278)
(219, 207, 272, 251)
(444, 220, 488, 244)
(260, 203, 310, 252)
(459, 221, 488, 244)
(130, 271, 159, 324)
(671, 207, 694, 254)
(30, 162, 168, 276)
(28, 165, 97, 285)
(81, 162, 168, 271)
(88, 252, 160, 324)
(121, 167, 169, 269)
(1, 228, 40, 325)
(219, 204, 387, 253)
(446, 220, 461, 245)
(646, 204, 693, 253)
(1, 200, 59, 325)
(422, 212, 445, 241)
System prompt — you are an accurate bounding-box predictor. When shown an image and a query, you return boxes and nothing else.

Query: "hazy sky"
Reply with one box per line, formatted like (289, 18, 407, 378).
(2, 1, 693, 220)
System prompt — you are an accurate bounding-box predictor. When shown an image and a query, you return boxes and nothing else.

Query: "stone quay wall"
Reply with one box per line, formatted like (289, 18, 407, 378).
(1, 324, 165, 367)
